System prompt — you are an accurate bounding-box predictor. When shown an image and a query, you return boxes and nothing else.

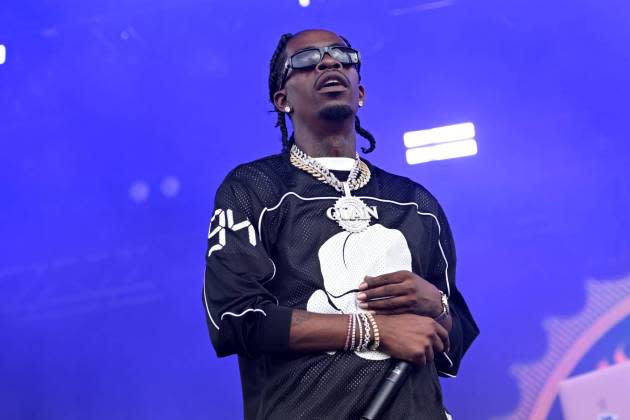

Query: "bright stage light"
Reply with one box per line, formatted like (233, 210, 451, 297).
(404, 122, 477, 164)
(403, 122, 475, 148)
(406, 139, 477, 164)
(0, 44, 6, 65)
(299, 0, 311, 7)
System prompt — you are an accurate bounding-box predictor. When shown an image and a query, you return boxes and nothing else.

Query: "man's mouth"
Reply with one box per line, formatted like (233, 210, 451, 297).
(316, 72, 349, 93)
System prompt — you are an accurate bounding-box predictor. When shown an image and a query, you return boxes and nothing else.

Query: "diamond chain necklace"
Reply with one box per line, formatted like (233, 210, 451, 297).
(289, 144, 375, 233)
(289, 144, 371, 193)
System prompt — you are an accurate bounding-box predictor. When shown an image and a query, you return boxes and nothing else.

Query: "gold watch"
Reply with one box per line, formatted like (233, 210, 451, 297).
(435, 291, 450, 322)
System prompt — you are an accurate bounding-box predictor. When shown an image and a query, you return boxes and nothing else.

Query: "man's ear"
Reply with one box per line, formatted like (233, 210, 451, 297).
(358, 85, 366, 104)
(273, 89, 288, 113)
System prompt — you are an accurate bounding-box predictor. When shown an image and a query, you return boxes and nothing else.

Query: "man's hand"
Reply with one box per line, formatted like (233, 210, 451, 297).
(357, 270, 442, 317)
(377, 314, 449, 366)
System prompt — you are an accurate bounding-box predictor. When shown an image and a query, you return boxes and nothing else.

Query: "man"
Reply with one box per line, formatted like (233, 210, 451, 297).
(203, 29, 479, 419)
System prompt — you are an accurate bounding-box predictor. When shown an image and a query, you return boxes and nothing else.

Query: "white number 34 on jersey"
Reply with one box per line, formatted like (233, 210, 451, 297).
(207, 209, 257, 257)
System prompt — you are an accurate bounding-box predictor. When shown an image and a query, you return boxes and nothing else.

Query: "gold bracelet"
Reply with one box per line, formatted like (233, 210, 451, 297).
(365, 312, 380, 351)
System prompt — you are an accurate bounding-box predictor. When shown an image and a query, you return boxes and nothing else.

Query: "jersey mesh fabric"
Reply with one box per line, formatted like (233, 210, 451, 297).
(203, 153, 479, 420)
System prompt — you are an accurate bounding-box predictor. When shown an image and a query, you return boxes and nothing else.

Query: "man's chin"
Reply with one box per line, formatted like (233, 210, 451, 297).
(318, 104, 354, 121)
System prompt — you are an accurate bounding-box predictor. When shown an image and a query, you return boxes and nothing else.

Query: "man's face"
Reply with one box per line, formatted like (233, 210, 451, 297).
(275, 30, 365, 124)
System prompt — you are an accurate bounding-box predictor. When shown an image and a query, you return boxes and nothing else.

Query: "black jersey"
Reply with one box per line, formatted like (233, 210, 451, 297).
(202, 153, 479, 420)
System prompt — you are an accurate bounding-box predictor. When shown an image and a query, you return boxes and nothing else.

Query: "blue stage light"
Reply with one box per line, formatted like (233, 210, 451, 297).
(128, 181, 150, 203)
(160, 176, 181, 198)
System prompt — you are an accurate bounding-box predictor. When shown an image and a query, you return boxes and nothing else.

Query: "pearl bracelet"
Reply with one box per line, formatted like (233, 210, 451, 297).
(350, 313, 357, 351)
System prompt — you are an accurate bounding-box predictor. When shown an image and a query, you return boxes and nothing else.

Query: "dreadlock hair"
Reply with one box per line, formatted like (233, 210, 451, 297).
(268, 32, 376, 154)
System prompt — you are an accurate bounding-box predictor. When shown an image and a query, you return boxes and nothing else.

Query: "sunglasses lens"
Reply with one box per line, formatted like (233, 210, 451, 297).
(292, 49, 323, 69)
(331, 47, 358, 64)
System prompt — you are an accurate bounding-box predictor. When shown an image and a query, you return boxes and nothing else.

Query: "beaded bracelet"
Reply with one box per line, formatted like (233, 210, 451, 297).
(361, 313, 371, 352)
(365, 312, 380, 351)
(350, 313, 357, 351)
(343, 314, 352, 351)
(357, 313, 363, 352)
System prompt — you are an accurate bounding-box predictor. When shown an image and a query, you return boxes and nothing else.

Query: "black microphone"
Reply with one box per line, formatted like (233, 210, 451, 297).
(360, 361, 411, 420)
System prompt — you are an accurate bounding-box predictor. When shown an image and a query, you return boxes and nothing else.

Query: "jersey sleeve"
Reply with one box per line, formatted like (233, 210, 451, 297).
(423, 196, 479, 378)
(202, 173, 292, 358)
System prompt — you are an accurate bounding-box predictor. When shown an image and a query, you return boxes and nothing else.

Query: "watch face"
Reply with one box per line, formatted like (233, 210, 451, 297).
(442, 293, 450, 313)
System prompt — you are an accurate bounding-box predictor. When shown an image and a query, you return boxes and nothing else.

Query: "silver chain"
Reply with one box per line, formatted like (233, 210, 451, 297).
(290, 144, 371, 193)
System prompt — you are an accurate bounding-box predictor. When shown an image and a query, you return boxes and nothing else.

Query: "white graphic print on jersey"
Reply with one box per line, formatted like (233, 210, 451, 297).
(306, 223, 412, 360)
(208, 208, 257, 257)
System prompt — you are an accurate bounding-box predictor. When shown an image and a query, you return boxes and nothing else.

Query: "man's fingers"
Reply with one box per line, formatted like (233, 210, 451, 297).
(434, 321, 450, 352)
(358, 295, 409, 311)
(430, 331, 445, 353)
(414, 353, 427, 367)
(425, 343, 435, 364)
(357, 283, 408, 301)
(359, 270, 408, 290)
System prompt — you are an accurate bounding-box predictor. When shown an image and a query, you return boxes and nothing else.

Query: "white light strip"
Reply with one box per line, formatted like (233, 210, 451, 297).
(0, 44, 6, 65)
(406, 139, 478, 165)
(403, 122, 475, 148)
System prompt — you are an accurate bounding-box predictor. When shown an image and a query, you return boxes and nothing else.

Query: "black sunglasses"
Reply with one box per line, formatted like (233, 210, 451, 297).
(280, 45, 361, 88)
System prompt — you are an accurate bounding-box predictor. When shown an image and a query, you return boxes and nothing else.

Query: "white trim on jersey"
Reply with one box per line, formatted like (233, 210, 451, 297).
(203, 282, 221, 330)
(257, 192, 338, 241)
(203, 281, 271, 330)
(257, 192, 452, 297)
(220, 308, 268, 320)
(438, 352, 456, 377)
(261, 258, 277, 285)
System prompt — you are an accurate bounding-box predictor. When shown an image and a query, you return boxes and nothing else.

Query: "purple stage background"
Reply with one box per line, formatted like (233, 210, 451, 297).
(2, 0, 629, 419)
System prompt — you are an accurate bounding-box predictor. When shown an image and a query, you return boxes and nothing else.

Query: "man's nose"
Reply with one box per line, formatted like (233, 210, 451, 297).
(316, 53, 342, 71)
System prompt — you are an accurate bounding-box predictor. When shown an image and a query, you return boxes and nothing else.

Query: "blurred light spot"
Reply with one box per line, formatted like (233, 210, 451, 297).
(613, 345, 627, 364)
(404, 122, 477, 164)
(404, 122, 475, 148)
(391, 0, 455, 16)
(120, 30, 130, 40)
(299, 0, 311, 7)
(41, 28, 59, 38)
(406, 139, 477, 164)
(129, 181, 150, 203)
(160, 176, 180, 198)
(0, 44, 6, 65)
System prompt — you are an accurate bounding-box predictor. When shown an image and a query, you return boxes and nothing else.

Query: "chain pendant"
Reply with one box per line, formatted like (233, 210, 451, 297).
(326, 182, 375, 233)
(290, 145, 377, 233)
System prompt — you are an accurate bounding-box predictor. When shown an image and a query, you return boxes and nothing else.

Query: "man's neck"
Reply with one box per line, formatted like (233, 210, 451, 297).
(293, 119, 356, 158)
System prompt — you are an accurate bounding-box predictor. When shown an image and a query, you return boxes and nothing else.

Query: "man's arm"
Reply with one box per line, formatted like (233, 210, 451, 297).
(288, 309, 450, 366)
(288, 310, 347, 351)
